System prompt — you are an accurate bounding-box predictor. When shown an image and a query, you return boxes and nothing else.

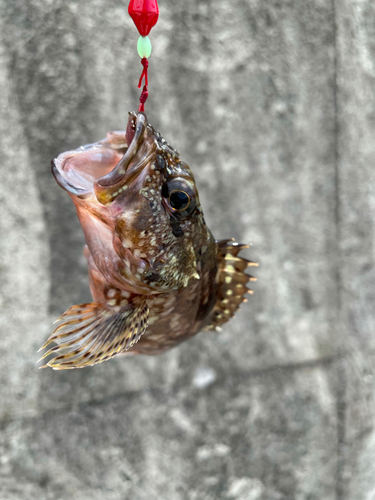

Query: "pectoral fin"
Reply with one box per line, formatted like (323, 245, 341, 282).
(38, 301, 148, 369)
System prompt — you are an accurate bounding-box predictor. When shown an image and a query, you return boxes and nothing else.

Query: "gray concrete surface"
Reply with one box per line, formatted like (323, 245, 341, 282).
(0, 0, 374, 498)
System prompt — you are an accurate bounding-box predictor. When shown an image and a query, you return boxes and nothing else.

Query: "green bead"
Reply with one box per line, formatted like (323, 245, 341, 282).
(137, 36, 152, 58)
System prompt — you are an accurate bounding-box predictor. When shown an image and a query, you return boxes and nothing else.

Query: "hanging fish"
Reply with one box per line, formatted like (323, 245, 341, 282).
(38, 112, 257, 369)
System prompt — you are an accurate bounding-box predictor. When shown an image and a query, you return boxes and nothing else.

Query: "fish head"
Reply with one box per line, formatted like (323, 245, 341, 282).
(52, 112, 214, 292)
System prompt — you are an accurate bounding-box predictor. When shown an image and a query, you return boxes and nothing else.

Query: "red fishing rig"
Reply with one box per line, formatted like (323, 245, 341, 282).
(128, 0, 159, 112)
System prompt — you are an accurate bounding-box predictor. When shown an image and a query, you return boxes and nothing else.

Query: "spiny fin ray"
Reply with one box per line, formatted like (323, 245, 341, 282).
(203, 239, 257, 331)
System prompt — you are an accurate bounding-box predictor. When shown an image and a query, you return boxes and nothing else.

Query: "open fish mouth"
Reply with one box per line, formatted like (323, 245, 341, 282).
(52, 113, 152, 204)
(52, 144, 124, 196)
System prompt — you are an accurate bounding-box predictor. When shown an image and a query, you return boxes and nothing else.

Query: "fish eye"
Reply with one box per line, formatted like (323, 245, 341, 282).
(162, 178, 197, 217)
(169, 190, 190, 211)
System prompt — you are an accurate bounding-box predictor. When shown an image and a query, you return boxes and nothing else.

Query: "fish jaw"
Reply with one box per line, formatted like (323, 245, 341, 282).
(51, 113, 151, 202)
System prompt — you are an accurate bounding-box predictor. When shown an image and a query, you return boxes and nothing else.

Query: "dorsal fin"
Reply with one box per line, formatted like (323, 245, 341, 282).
(203, 239, 257, 331)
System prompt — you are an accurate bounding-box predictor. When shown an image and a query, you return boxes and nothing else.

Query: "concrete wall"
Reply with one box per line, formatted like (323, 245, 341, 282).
(0, 0, 374, 498)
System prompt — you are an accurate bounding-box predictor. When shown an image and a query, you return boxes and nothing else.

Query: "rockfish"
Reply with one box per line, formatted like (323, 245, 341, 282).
(39, 112, 257, 369)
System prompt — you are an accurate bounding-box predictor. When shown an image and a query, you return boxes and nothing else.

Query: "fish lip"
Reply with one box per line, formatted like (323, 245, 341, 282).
(93, 112, 155, 205)
(51, 140, 124, 198)
(95, 112, 147, 188)
(51, 160, 92, 197)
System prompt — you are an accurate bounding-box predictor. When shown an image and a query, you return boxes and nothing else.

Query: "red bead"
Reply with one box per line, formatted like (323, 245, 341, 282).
(128, 0, 159, 37)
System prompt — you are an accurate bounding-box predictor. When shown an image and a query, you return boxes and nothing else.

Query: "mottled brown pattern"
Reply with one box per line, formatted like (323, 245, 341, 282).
(39, 112, 255, 368)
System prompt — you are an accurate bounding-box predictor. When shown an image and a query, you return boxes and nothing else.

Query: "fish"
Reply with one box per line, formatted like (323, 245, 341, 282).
(38, 111, 257, 369)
